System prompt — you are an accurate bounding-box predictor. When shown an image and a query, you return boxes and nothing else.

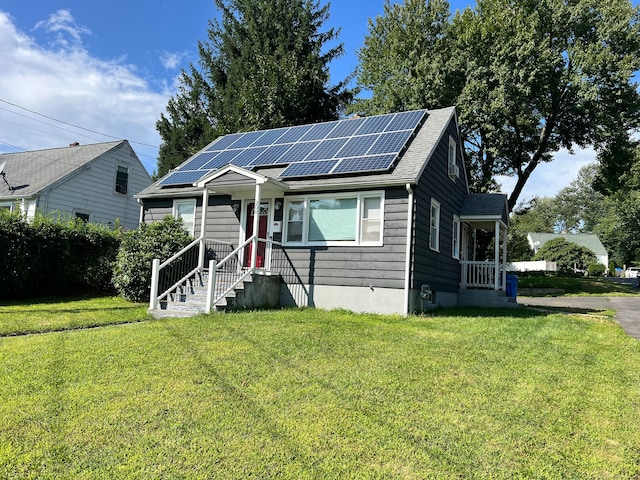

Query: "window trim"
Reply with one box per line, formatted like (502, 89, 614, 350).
(173, 199, 197, 237)
(74, 210, 91, 223)
(283, 191, 385, 247)
(115, 165, 129, 195)
(429, 199, 440, 252)
(448, 135, 459, 180)
(452, 215, 460, 259)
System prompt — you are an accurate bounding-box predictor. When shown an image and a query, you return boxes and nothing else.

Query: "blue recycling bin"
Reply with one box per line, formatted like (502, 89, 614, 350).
(506, 274, 518, 299)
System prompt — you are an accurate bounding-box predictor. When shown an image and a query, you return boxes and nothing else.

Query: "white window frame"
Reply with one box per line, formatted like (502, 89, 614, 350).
(429, 199, 440, 252)
(173, 199, 197, 237)
(283, 191, 385, 247)
(452, 215, 460, 259)
(448, 136, 459, 180)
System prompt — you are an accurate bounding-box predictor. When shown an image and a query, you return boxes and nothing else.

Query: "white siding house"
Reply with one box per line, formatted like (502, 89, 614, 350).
(0, 141, 151, 230)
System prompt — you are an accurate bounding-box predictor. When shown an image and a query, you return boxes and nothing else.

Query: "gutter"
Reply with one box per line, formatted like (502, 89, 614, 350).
(403, 183, 414, 316)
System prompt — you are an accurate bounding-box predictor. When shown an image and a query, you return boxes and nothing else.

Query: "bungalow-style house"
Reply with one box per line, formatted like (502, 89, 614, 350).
(136, 107, 511, 316)
(0, 140, 151, 230)
(528, 232, 609, 267)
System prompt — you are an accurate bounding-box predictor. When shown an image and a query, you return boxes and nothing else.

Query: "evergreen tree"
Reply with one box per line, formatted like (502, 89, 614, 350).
(156, 0, 352, 178)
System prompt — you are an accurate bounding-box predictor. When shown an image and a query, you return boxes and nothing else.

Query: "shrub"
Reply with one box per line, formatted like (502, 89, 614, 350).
(587, 263, 606, 277)
(532, 237, 597, 274)
(0, 211, 120, 299)
(609, 261, 617, 276)
(113, 216, 192, 302)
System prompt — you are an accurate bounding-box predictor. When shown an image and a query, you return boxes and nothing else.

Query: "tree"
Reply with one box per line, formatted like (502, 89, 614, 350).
(533, 237, 597, 273)
(510, 197, 558, 234)
(355, 0, 640, 209)
(156, 0, 352, 178)
(553, 163, 606, 233)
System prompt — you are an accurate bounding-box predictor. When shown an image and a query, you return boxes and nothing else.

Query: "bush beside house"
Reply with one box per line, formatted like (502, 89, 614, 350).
(0, 212, 120, 299)
(112, 216, 192, 303)
(532, 237, 597, 274)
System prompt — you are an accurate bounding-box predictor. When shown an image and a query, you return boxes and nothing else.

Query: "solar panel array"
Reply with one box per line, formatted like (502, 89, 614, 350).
(159, 109, 427, 186)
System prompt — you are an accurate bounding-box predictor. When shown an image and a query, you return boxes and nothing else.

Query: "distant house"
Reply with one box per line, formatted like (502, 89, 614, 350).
(137, 107, 512, 316)
(528, 232, 609, 267)
(0, 140, 151, 230)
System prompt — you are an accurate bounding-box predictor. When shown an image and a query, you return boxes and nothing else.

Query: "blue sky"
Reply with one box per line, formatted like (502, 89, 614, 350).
(0, 1, 617, 201)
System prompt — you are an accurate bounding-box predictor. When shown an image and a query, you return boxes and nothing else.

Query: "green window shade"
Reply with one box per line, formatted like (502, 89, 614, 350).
(309, 198, 357, 241)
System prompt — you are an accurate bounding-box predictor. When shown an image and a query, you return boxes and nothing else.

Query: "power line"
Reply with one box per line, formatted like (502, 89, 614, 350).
(0, 97, 160, 150)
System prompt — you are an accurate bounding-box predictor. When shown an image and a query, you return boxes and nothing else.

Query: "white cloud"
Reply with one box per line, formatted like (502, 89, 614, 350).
(0, 10, 170, 173)
(160, 50, 188, 70)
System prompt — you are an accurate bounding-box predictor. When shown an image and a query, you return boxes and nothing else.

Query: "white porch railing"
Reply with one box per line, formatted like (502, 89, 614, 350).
(461, 261, 504, 290)
(150, 236, 281, 313)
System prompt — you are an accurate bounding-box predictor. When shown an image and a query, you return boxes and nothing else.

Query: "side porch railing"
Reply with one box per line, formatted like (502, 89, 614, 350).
(460, 261, 505, 291)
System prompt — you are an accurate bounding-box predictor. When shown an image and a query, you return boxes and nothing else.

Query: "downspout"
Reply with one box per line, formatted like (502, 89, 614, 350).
(403, 183, 414, 316)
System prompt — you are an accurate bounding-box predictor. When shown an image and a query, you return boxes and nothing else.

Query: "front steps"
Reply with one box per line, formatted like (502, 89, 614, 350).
(150, 271, 281, 318)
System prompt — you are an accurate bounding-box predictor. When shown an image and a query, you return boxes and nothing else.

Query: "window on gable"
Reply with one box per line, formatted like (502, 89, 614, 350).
(448, 136, 459, 180)
(430, 199, 440, 251)
(115, 165, 129, 194)
(452, 215, 460, 259)
(284, 192, 384, 246)
(173, 199, 196, 237)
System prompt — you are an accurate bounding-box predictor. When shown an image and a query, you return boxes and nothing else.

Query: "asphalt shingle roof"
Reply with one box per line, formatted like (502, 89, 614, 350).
(0, 141, 123, 199)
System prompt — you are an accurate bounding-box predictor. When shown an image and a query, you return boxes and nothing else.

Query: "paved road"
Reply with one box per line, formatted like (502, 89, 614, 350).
(519, 296, 640, 339)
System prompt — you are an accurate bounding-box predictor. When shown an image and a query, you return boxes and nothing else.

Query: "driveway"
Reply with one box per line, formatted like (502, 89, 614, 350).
(519, 296, 640, 340)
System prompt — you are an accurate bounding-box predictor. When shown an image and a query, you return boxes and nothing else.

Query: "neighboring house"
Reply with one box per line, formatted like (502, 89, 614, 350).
(528, 232, 609, 267)
(137, 107, 511, 316)
(0, 140, 151, 230)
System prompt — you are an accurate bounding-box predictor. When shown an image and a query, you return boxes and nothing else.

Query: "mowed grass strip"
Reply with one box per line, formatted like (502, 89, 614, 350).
(1, 307, 639, 478)
(519, 276, 638, 296)
(0, 296, 151, 336)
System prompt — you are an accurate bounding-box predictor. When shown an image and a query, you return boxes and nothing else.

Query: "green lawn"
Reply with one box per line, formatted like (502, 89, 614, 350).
(1, 301, 640, 478)
(0, 296, 150, 336)
(518, 275, 638, 296)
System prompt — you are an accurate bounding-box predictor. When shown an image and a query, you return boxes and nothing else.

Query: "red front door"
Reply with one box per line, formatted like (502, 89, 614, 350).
(245, 202, 269, 267)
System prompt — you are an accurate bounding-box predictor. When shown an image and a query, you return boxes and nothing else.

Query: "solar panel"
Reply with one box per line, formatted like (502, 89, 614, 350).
(325, 117, 365, 139)
(333, 154, 397, 174)
(278, 141, 320, 163)
(162, 109, 427, 183)
(159, 170, 205, 186)
(249, 144, 292, 166)
(251, 128, 289, 147)
(385, 110, 427, 132)
(206, 133, 244, 151)
(280, 159, 339, 178)
(368, 130, 413, 155)
(299, 121, 340, 141)
(305, 138, 348, 161)
(180, 151, 220, 171)
(355, 115, 393, 135)
(277, 124, 313, 144)
(336, 135, 378, 158)
(231, 147, 267, 167)
(229, 131, 266, 149)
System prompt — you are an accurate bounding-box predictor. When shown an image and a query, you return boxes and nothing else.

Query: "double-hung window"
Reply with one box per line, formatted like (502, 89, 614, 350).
(115, 165, 129, 194)
(284, 192, 384, 246)
(452, 215, 460, 259)
(173, 199, 196, 237)
(429, 199, 440, 251)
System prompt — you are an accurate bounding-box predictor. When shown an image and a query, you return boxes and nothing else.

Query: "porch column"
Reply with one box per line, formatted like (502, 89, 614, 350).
(251, 182, 262, 270)
(502, 225, 508, 292)
(198, 188, 210, 271)
(494, 221, 500, 291)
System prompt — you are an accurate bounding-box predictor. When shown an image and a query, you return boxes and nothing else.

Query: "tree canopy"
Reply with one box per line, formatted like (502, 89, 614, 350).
(354, 0, 640, 210)
(155, 0, 352, 178)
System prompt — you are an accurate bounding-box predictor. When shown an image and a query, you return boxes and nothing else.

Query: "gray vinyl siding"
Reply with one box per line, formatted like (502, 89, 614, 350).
(276, 187, 408, 290)
(43, 142, 150, 230)
(202, 196, 241, 244)
(412, 119, 468, 293)
(142, 198, 173, 224)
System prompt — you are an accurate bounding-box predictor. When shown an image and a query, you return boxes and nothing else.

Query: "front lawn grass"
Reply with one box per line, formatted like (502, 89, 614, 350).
(519, 275, 637, 296)
(1, 306, 640, 478)
(0, 296, 150, 336)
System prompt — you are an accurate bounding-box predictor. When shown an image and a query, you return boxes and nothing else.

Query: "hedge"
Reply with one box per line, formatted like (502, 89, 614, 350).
(0, 212, 120, 300)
